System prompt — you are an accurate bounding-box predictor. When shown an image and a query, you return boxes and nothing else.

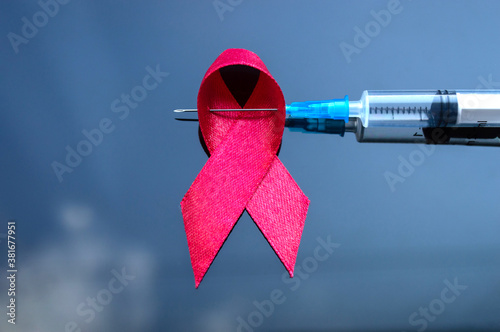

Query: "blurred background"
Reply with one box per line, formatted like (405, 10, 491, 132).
(1, 0, 500, 331)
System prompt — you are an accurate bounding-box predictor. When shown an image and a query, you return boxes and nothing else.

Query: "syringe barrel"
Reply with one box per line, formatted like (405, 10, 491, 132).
(354, 90, 500, 128)
(352, 90, 500, 146)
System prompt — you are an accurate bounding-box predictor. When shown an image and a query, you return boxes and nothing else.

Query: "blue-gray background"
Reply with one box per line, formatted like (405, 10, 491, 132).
(1, 0, 499, 331)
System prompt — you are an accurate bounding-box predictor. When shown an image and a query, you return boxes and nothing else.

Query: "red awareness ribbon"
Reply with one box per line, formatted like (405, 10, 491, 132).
(181, 49, 310, 288)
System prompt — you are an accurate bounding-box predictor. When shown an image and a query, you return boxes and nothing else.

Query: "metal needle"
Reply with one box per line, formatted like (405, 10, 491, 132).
(174, 108, 277, 112)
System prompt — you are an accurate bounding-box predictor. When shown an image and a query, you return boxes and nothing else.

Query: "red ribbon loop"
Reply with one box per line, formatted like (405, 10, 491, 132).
(181, 49, 310, 288)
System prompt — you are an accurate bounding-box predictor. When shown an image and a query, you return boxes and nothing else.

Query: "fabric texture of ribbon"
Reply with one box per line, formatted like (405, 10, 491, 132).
(181, 48, 310, 288)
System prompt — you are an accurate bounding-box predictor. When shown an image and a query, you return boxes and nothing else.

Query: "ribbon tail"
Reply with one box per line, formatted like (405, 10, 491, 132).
(246, 157, 310, 277)
(181, 197, 239, 288)
(181, 121, 277, 288)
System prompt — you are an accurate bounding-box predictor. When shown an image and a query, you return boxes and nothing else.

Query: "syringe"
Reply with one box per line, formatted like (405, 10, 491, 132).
(286, 90, 500, 146)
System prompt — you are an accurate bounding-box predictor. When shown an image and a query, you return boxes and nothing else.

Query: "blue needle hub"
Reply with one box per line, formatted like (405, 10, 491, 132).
(286, 95, 349, 122)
